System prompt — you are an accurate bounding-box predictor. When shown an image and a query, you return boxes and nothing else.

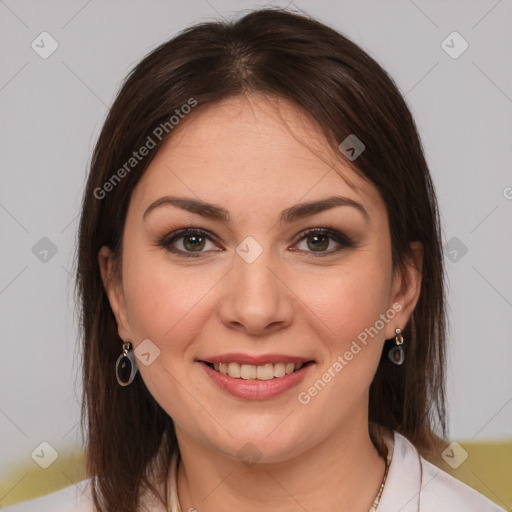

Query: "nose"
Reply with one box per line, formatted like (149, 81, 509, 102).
(218, 246, 294, 336)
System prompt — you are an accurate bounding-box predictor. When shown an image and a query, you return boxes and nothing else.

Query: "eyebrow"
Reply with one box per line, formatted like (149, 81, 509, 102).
(143, 195, 369, 224)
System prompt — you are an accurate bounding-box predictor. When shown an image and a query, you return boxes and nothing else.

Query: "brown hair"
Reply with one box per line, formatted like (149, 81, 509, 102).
(76, 8, 447, 511)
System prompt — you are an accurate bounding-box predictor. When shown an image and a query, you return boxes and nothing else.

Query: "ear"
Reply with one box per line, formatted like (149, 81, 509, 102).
(385, 241, 423, 340)
(98, 246, 133, 342)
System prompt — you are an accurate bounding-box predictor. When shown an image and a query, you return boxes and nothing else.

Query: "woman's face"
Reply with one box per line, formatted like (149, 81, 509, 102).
(100, 95, 420, 463)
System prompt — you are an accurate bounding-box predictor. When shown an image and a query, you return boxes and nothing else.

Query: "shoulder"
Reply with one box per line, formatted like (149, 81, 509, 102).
(378, 430, 506, 512)
(1, 477, 169, 512)
(1, 479, 94, 512)
(419, 453, 506, 511)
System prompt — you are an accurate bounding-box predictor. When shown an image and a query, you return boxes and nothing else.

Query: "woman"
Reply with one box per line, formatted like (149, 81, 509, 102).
(6, 8, 505, 512)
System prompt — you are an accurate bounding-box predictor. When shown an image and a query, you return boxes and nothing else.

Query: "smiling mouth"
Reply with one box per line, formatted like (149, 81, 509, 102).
(202, 361, 314, 380)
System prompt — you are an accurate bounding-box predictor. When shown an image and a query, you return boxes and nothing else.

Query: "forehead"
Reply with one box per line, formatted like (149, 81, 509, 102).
(130, 94, 383, 219)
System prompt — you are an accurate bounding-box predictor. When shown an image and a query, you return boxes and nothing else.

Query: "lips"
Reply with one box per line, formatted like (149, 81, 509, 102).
(199, 357, 314, 400)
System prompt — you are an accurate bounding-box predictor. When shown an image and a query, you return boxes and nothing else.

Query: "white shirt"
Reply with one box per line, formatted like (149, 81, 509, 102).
(2, 431, 506, 511)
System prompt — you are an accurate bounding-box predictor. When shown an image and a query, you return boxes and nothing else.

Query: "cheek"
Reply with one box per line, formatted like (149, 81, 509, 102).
(302, 257, 392, 346)
(295, 265, 392, 405)
(296, 255, 394, 414)
(120, 248, 221, 424)
(121, 248, 217, 353)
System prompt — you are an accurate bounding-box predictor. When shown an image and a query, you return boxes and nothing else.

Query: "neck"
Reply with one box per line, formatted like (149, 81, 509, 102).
(174, 420, 387, 512)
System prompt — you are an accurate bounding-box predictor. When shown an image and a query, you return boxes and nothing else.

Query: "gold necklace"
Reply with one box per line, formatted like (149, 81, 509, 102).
(368, 449, 391, 512)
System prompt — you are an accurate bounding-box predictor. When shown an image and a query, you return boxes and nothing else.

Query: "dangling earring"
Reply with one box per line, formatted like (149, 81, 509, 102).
(388, 328, 405, 365)
(116, 341, 138, 386)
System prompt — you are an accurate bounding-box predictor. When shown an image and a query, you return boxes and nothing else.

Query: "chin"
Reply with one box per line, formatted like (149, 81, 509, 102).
(205, 422, 309, 465)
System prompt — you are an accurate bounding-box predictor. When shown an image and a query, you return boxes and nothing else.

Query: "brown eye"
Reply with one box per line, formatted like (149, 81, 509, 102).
(293, 228, 353, 255)
(157, 228, 221, 257)
(306, 234, 329, 251)
(182, 234, 206, 251)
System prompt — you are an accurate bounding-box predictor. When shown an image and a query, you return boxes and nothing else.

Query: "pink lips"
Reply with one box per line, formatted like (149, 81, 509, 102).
(198, 353, 314, 400)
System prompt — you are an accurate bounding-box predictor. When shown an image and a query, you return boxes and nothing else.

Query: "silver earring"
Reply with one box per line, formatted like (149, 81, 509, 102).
(388, 328, 405, 365)
(116, 342, 138, 386)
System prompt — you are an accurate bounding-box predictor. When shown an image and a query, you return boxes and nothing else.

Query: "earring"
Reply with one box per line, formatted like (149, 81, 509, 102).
(388, 328, 405, 365)
(116, 341, 138, 386)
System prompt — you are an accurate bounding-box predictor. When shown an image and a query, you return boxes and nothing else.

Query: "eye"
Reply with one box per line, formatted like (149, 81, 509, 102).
(157, 226, 354, 258)
(157, 228, 222, 257)
(292, 228, 353, 255)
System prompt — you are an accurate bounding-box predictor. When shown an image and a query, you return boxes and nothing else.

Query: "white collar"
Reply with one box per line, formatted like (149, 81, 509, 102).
(377, 430, 423, 512)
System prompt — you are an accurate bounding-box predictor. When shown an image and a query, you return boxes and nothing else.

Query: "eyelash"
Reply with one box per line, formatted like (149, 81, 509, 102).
(156, 227, 354, 258)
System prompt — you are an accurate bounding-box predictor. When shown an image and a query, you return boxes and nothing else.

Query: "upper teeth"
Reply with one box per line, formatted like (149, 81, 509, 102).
(212, 362, 304, 380)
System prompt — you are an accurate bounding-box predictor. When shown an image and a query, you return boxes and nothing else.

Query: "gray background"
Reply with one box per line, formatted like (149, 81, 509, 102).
(1, 0, 511, 482)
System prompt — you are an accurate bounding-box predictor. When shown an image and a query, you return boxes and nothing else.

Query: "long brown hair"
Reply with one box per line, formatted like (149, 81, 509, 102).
(76, 8, 447, 511)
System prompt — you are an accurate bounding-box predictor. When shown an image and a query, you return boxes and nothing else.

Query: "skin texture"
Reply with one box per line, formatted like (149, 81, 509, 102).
(99, 94, 422, 511)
